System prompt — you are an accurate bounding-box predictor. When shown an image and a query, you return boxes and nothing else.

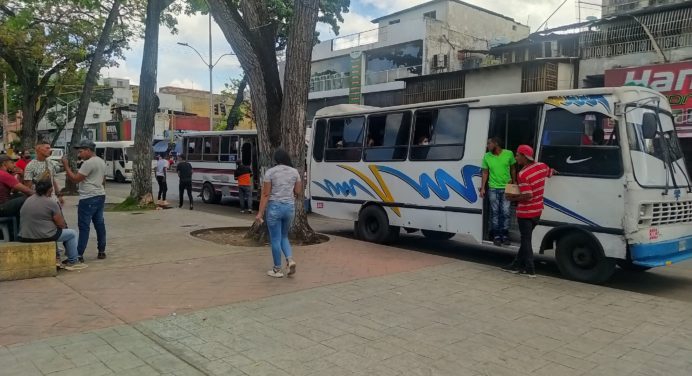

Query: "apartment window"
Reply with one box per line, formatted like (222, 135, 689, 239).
(423, 11, 436, 20)
(92, 113, 100, 119)
(116, 80, 124, 88)
(512, 25, 517, 31)
(116, 98, 124, 104)
(388, 19, 400, 25)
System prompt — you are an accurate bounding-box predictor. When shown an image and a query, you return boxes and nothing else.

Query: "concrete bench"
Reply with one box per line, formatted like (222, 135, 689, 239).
(0, 242, 57, 281)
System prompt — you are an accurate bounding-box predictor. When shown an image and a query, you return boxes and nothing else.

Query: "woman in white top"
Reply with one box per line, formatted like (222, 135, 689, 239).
(256, 149, 302, 278)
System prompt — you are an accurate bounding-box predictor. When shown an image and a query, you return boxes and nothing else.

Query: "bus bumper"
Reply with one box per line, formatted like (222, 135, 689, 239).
(630, 235, 692, 267)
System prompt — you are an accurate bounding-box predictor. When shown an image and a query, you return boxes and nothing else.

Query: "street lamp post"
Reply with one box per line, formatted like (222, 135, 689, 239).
(55, 97, 80, 146)
(177, 16, 235, 130)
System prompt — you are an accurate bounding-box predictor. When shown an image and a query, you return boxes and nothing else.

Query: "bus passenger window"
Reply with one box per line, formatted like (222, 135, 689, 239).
(540, 109, 622, 177)
(220, 136, 238, 162)
(95, 148, 105, 159)
(187, 137, 203, 161)
(312, 120, 327, 162)
(324, 117, 365, 162)
(410, 106, 468, 161)
(202, 137, 220, 161)
(364, 112, 411, 162)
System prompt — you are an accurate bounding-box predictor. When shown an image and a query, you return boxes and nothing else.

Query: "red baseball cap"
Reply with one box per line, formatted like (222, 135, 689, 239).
(517, 145, 534, 161)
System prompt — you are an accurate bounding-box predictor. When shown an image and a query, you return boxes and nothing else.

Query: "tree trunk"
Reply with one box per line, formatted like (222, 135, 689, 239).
(64, 0, 122, 194)
(20, 94, 38, 150)
(225, 74, 247, 130)
(130, 0, 161, 201)
(51, 124, 65, 147)
(279, 0, 320, 243)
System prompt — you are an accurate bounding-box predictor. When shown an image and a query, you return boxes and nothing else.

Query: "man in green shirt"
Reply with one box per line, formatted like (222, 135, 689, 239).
(480, 137, 516, 246)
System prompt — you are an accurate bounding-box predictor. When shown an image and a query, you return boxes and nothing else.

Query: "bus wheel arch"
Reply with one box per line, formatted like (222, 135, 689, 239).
(115, 170, 126, 183)
(549, 227, 616, 284)
(355, 203, 399, 244)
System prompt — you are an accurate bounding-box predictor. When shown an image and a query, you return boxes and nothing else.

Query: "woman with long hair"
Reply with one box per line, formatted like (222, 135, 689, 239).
(256, 149, 302, 278)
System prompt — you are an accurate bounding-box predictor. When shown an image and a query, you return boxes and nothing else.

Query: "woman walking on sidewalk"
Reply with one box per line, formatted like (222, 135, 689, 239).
(256, 149, 302, 278)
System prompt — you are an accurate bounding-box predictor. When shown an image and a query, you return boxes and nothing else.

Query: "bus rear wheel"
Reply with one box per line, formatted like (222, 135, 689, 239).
(556, 232, 615, 284)
(421, 230, 455, 240)
(201, 183, 221, 204)
(356, 205, 399, 244)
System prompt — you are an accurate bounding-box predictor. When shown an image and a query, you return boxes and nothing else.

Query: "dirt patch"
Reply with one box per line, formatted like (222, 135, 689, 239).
(191, 227, 329, 247)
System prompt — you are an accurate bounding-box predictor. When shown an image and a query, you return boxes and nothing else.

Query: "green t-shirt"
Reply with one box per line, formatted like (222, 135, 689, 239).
(482, 149, 516, 189)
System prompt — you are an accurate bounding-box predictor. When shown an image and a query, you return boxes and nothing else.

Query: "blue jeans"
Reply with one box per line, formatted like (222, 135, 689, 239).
(58, 229, 79, 263)
(239, 186, 252, 211)
(489, 188, 511, 239)
(266, 201, 294, 268)
(77, 195, 106, 256)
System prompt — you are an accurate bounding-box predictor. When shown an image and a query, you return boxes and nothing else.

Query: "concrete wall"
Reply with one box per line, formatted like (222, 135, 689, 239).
(557, 63, 576, 90)
(578, 47, 692, 87)
(446, 2, 528, 44)
(375, 2, 448, 27)
(465, 65, 522, 97)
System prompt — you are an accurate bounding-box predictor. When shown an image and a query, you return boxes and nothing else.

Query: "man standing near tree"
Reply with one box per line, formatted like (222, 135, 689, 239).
(176, 155, 193, 210)
(23, 140, 64, 206)
(155, 155, 168, 204)
(62, 140, 107, 261)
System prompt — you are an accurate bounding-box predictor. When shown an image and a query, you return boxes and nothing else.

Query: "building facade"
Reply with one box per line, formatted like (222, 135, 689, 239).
(602, 0, 688, 15)
(304, 0, 529, 118)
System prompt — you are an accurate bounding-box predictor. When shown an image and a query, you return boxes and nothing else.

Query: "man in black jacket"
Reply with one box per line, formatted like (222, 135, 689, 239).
(176, 156, 194, 210)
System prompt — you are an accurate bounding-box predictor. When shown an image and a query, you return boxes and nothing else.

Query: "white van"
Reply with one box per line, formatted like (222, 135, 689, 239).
(94, 141, 135, 182)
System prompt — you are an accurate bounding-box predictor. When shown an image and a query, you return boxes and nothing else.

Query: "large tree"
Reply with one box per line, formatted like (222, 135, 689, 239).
(207, 0, 350, 242)
(0, 0, 128, 150)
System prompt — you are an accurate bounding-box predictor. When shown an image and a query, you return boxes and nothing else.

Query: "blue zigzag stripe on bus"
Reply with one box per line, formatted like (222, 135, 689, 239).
(312, 179, 375, 198)
(376, 165, 483, 203)
(544, 198, 600, 227)
(545, 94, 611, 113)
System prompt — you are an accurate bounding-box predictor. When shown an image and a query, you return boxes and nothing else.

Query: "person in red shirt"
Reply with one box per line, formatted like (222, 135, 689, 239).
(0, 155, 35, 227)
(504, 145, 555, 278)
(13, 151, 31, 181)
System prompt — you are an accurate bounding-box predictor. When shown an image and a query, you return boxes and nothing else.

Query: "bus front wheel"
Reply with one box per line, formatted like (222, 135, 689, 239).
(201, 184, 220, 204)
(356, 205, 398, 244)
(556, 232, 615, 284)
(421, 230, 455, 240)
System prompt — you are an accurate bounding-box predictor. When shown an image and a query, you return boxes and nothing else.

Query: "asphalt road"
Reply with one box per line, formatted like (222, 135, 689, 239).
(103, 172, 692, 303)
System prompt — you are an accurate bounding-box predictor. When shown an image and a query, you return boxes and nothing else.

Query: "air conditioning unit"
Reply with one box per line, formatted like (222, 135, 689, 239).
(432, 54, 448, 69)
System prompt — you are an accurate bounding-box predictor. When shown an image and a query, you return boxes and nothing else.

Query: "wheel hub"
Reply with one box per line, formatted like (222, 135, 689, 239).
(572, 246, 596, 269)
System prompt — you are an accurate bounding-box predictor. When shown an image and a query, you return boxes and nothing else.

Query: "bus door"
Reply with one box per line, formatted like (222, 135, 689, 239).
(484, 105, 542, 243)
(104, 148, 116, 179)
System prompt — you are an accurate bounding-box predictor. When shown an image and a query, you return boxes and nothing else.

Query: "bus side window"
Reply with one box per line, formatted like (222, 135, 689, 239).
(364, 112, 411, 162)
(220, 136, 238, 162)
(203, 136, 220, 162)
(324, 116, 365, 162)
(112, 148, 123, 161)
(410, 106, 468, 161)
(105, 148, 114, 162)
(95, 148, 105, 159)
(312, 119, 327, 162)
(187, 137, 203, 161)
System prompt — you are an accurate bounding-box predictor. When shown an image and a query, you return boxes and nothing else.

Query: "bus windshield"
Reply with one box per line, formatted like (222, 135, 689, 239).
(626, 107, 690, 188)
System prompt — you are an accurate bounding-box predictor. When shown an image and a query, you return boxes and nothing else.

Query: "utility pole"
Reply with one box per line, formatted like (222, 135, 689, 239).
(208, 11, 214, 131)
(2, 73, 8, 152)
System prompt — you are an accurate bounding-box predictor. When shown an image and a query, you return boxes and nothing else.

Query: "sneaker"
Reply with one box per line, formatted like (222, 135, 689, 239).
(190, 205, 193, 210)
(519, 270, 537, 278)
(179, 203, 183, 208)
(240, 210, 246, 214)
(62, 260, 88, 271)
(97, 253, 107, 260)
(287, 259, 297, 276)
(501, 263, 521, 274)
(502, 237, 511, 246)
(78, 256, 85, 263)
(267, 268, 284, 278)
(493, 237, 502, 246)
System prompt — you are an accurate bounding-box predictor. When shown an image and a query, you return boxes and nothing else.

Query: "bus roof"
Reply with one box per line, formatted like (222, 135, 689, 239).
(182, 129, 257, 137)
(94, 141, 135, 147)
(313, 86, 667, 118)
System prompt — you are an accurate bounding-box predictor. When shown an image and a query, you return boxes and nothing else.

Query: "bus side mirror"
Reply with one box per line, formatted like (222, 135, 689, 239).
(642, 113, 658, 139)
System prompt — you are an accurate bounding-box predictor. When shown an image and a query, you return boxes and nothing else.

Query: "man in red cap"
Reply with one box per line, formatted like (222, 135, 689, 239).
(504, 144, 554, 278)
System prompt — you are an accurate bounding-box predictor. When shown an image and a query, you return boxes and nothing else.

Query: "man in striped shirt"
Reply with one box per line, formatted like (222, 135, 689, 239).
(503, 145, 554, 277)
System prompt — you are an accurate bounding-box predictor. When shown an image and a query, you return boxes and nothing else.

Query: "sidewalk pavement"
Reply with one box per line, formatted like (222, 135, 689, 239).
(1, 196, 692, 375)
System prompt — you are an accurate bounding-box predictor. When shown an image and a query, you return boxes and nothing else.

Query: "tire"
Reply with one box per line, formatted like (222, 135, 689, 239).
(617, 260, 652, 272)
(115, 171, 126, 183)
(421, 230, 455, 240)
(556, 232, 616, 284)
(356, 205, 398, 244)
(201, 183, 218, 204)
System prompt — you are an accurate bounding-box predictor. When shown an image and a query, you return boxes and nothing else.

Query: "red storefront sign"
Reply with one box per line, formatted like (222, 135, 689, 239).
(605, 62, 692, 138)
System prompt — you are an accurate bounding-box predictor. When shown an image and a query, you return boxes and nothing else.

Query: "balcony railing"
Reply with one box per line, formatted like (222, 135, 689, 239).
(364, 65, 422, 85)
(309, 72, 350, 92)
(331, 28, 384, 51)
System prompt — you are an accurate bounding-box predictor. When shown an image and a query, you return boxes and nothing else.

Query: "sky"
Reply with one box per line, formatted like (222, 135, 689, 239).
(100, 0, 602, 94)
